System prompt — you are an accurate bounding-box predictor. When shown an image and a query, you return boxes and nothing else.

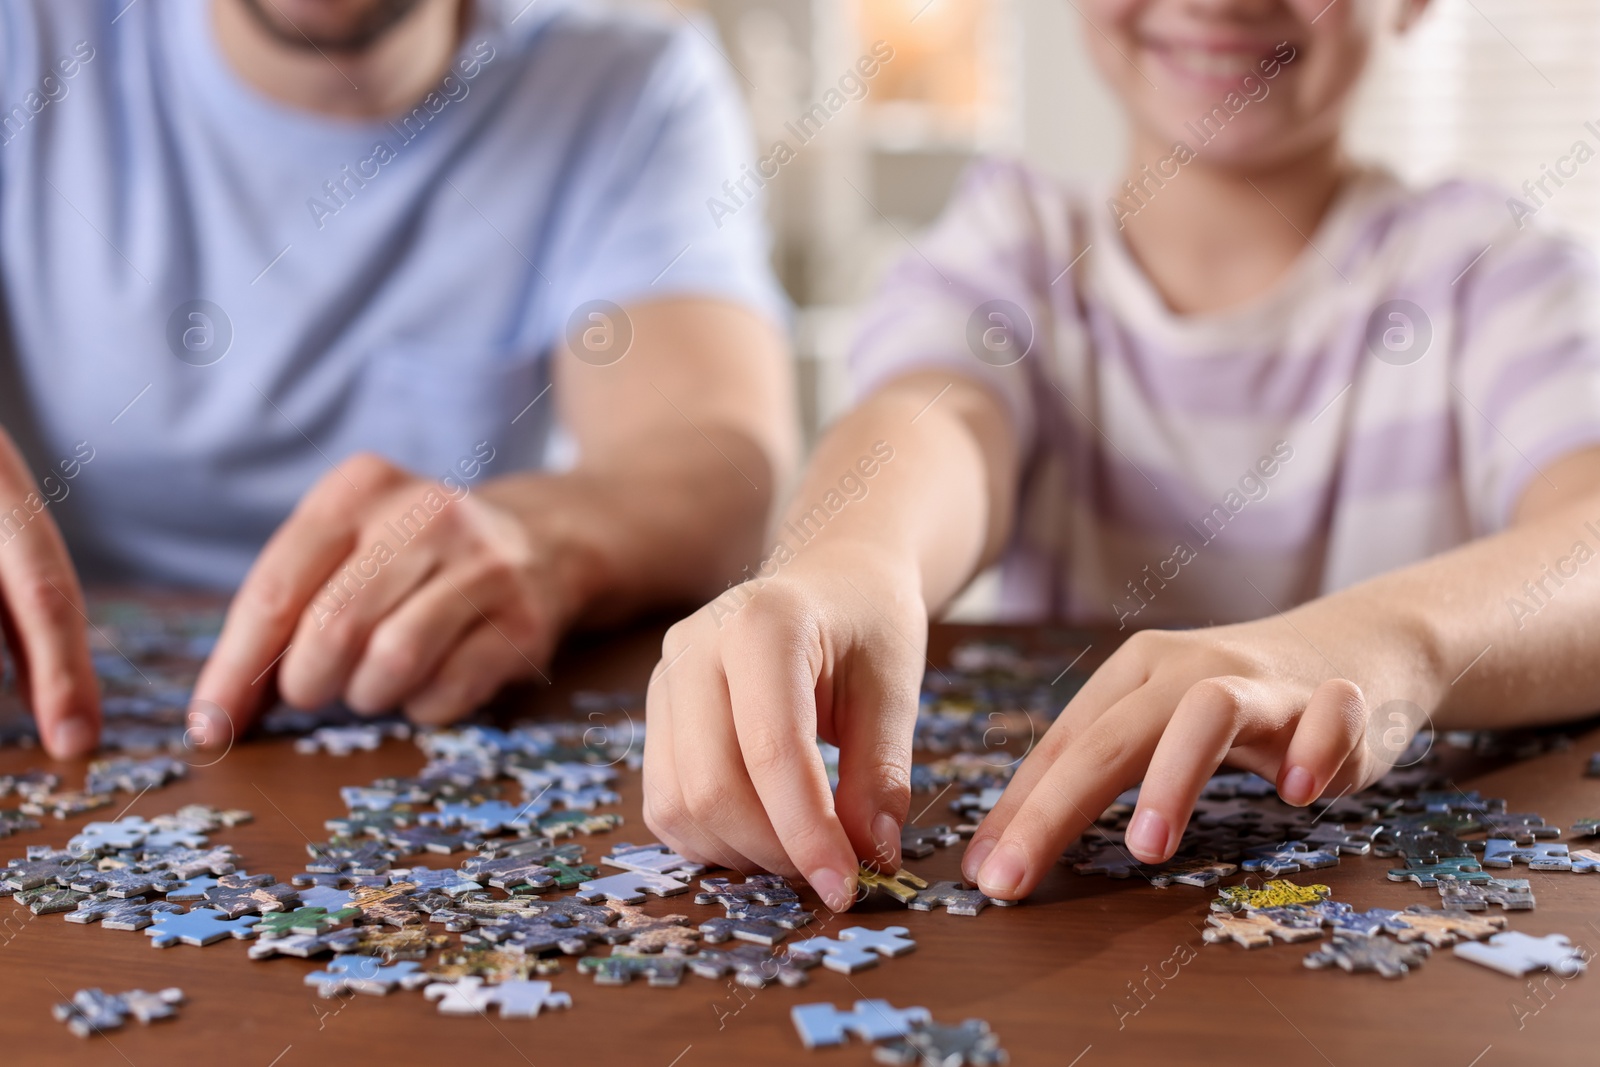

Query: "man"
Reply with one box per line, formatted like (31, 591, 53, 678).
(0, 0, 796, 758)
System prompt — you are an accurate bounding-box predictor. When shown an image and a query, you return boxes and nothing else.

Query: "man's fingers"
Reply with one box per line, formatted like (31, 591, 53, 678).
(343, 572, 487, 713)
(278, 537, 439, 711)
(0, 541, 99, 758)
(1124, 677, 1268, 863)
(1278, 678, 1367, 806)
(401, 618, 543, 726)
(0, 437, 99, 757)
(974, 691, 1166, 900)
(722, 612, 858, 911)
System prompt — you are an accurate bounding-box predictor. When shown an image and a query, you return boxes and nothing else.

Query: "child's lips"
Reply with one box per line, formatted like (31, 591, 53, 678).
(1141, 38, 1291, 91)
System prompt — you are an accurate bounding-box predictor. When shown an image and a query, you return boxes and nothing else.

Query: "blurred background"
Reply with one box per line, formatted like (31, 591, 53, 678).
(619, 0, 1600, 614)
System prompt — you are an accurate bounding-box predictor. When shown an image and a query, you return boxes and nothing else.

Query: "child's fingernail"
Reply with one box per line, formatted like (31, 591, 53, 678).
(809, 867, 855, 912)
(871, 812, 900, 857)
(976, 843, 1027, 897)
(1281, 765, 1315, 806)
(963, 836, 995, 882)
(1127, 809, 1170, 859)
(50, 717, 93, 759)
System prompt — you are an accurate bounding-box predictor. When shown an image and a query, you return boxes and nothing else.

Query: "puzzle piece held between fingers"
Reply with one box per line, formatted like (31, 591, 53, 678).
(857, 866, 929, 903)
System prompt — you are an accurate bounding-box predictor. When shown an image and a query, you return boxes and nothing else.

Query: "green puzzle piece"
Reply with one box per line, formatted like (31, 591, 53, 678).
(255, 906, 360, 938)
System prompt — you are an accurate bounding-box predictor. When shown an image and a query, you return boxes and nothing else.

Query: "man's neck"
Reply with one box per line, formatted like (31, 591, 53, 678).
(213, 0, 464, 119)
(1115, 133, 1353, 317)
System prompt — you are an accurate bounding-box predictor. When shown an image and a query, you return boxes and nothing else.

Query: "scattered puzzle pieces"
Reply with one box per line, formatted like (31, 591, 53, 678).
(1304, 936, 1430, 978)
(53, 987, 184, 1038)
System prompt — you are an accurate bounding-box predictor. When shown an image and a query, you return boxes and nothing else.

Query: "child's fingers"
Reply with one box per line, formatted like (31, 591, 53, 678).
(668, 656, 799, 876)
(972, 691, 1168, 900)
(960, 648, 1150, 882)
(1277, 677, 1367, 806)
(722, 624, 859, 912)
(642, 665, 760, 873)
(830, 646, 921, 874)
(1124, 676, 1274, 863)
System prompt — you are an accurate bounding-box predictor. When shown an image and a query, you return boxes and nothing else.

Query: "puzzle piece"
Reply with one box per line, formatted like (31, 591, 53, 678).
(1212, 879, 1331, 912)
(1386, 857, 1488, 887)
(790, 1000, 933, 1048)
(573, 871, 690, 904)
(426, 946, 561, 983)
(3, 848, 89, 891)
(465, 914, 625, 956)
(546, 785, 620, 811)
(899, 824, 961, 859)
(385, 825, 482, 856)
(20, 790, 111, 818)
(1202, 907, 1324, 949)
(387, 866, 482, 897)
(1296, 823, 1374, 856)
(471, 838, 586, 864)
(1569, 848, 1600, 873)
(296, 885, 357, 912)
(1306, 902, 1409, 939)
(602, 841, 705, 878)
(689, 942, 817, 988)
(950, 787, 1004, 815)
(1384, 905, 1506, 946)
(694, 874, 799, 908)
(1436, 875, 1535, 911)
(69, 866, 180, 898)
(65, 895, 183, 930)
(305, 839, 397, 876)
(350, 881, 426, 928)
(1145, 856, 1239, 889)
(1570, 818, 1600, 839)
(423, 800, 532, 835)
(1240, 841, 1340, 876)
(1472, 813, 1560, 844)
(193, 876, 299, 917)
(1481, 840, 1571, 871)
(305, 955, 426, 996)
(424, 977, 572, 1018)
(699, 915, 797, 946)
(873, 1019, 1010, 1067)
(131, 845, 238, 879)
(0, 810, 41, 838)
(69, 817, 207, 855)
(578, 950, 687, 986)
(1454, 931, 1589, 978)
(906, 881, 1013, 916)
(246, 927, 364, 959)
(1304, 936, 1430, 978)
(528, 810, 622, 838)
(151, 804, 252, 833)
(350, 925, 451, 961)
(294, 723, 409, 756)
(14, 885, 90, 914)
(787, 926, 916, 973)
(254, 906, 361, 938)
(602, 904, 701, 953)
(144, 909, 261, 947)
(857, 866, 929, 903)
(459, 853, 559, 893)
(52, 987, 184, 1038)
(325, 807, 417, 838)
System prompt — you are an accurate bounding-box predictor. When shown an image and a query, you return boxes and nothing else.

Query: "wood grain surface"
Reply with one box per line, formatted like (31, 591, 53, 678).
(1, 620, 1596, 1066)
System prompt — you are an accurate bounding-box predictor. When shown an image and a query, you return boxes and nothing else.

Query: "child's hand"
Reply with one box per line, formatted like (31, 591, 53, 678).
(642, 543, 929, 911)
(964, 611, 1438, 900)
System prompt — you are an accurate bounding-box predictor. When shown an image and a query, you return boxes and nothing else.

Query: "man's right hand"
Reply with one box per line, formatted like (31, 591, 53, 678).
(0, 429, 99, 758)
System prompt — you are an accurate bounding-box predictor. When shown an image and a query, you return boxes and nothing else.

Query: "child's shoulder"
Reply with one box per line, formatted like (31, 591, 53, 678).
(1351, 170, 1591, 263)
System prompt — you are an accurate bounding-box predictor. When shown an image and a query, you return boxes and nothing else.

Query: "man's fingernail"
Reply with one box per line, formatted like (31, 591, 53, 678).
(962, 836, 996, 882)
(186, 701, 231, 749)
(871, 812, 900, 857)
(51, 717, 94, 759)
(1281, 765, 1315, 806)
(809, 867, 855, 912)
(976, 843, 1027, 897)
(1127, 809, 1171, 859)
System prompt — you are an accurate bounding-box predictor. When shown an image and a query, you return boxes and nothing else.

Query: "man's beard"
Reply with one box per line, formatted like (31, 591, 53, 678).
(235, 0, 433, 54)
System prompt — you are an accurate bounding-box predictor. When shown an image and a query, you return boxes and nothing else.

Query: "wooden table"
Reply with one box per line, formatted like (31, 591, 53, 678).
(1, 620, 1597, 1066)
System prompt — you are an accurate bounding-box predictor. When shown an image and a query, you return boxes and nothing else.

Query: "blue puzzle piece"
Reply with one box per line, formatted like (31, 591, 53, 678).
(790, 1000, 932, 1048)
(144, 909, 261, 948)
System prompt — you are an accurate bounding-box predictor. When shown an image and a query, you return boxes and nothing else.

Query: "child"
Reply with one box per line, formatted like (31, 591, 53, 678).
(642, 0, 1600, 912)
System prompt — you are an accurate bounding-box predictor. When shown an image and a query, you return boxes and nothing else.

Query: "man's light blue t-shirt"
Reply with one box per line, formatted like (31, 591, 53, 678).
(0, 0, 784, 587)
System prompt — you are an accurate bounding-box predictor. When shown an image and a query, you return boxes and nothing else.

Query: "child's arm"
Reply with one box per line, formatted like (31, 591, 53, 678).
(642, 370, 1017, 910)
(966, 446, 1600, 900)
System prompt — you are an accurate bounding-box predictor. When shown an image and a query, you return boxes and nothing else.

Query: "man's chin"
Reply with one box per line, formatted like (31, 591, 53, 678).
(233, 0, 433, 54)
